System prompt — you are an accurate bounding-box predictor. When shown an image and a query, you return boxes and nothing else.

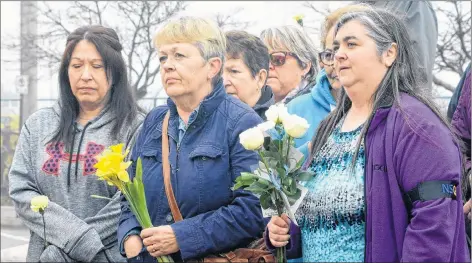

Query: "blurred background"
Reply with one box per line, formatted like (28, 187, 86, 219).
(1, 1, 470, 261)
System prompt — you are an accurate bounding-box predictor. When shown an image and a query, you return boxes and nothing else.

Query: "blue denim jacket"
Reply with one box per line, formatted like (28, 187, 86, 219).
(117, 82, 265, 261)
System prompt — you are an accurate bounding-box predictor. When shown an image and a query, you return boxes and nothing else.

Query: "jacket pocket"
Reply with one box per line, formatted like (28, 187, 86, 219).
(189, 143, 230, 212)
(189, 144, 224, 160)
(141, 140, 162, 162)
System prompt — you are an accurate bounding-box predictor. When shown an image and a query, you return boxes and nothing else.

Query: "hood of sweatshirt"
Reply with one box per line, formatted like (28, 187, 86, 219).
(310, 68, 337, 112)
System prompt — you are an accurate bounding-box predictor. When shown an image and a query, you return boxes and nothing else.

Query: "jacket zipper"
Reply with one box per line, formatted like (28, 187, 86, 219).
(363, 134, 368, 262)
(363, 109, 376, 263)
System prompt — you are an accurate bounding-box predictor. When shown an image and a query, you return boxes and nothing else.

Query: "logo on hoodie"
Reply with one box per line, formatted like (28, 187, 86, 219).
(42, 142, 105, 176)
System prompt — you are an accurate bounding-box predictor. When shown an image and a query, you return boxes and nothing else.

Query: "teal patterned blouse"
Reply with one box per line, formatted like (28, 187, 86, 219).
(295, 120, 366, 262)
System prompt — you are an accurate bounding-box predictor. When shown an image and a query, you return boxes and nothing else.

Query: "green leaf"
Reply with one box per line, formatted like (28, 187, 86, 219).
(232, 172, 259, 190)
(286, 188, 302, 205)
(90, 194, 113, 200)
(276, 167, 286, 180)
(263, 151, 283, 162)
(260, 192, 273, 210)
(296, 171, 314, 181)
(136, 157, 143, 182)
(268, 158, 279, 170)
(245, 184, 268, 195)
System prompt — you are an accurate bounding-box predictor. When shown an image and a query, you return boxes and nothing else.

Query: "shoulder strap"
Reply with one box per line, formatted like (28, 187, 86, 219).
(162, 111, 183, 222)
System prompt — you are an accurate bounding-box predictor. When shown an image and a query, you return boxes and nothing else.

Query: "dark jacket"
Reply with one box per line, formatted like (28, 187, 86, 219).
(448, 63, 471, 122)
(253, 85, 275, 120)
(267, 93, 469, 262)
(118, 81, 264, 261)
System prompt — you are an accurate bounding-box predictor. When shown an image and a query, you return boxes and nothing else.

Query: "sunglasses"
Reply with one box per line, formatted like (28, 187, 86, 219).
(319, 50, 334, 66)
(269, 51, 299, 66)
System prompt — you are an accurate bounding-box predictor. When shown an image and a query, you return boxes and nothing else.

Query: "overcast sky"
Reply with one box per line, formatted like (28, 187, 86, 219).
(1, 1, 465, 101)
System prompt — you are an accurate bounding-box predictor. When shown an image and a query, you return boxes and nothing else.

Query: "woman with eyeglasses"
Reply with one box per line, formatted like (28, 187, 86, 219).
(260, 26, 318, 105)
(265, 8, 469, 262)
(286, 5, 369, 149)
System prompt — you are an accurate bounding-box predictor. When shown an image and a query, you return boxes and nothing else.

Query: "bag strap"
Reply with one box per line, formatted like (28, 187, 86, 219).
(162, 111, 183, 222)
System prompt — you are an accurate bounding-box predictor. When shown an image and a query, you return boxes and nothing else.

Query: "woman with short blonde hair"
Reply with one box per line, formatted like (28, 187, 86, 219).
(118, 16, 264, 262)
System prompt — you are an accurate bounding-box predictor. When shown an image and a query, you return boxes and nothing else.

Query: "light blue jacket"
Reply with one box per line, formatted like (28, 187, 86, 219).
(287, 69, 336, 149)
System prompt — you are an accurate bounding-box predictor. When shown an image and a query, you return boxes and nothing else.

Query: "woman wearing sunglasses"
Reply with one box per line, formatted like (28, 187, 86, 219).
(260, 25, 318, 105)
(286, 5, 369, 149)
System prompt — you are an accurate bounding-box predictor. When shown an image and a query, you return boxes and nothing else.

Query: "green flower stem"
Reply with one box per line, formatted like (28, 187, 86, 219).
(274, 192, 287, 263)
(285, 136, 292, 166)
(40, 209, 47, 250)
(279, 190, 298, 226)
(258, 150, 272, 175)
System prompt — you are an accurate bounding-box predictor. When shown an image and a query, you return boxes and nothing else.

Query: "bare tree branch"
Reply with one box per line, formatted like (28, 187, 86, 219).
(433, 1, 471, 89)
(3, 1, 186, 99)
(214, 7, 253, 30)
(433, 75, 455, 92)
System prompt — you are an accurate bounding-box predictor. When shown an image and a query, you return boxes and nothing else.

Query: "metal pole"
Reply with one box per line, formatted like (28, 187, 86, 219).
(19, 1, 38, 128)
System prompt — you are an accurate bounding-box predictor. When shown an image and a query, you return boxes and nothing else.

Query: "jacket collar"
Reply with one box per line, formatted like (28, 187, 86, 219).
(253, 85, 274, 112)
(367, 90, 398, 133)
(165, 78, 226, 140)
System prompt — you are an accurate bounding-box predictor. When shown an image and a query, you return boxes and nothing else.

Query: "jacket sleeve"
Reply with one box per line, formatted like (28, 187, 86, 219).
(170, 111, 265, 260)
(264, 221, 302, 259)
(8, 123, 103, 262)
(85, 119, 145, 247)
(117, 116, 149, 256)
(394, 119, 469, 262)
(83, 190, 121, 246)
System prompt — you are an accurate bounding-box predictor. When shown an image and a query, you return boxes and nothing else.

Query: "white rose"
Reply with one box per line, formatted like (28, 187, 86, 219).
(283, 115, 310, 138)
(265, 104, 289, 124)
(257, 121, 276, 132)
(239, 127, 264, 150)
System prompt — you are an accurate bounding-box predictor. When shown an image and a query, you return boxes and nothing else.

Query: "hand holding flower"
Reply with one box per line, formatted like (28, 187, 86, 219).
(141, 225, 179, 258)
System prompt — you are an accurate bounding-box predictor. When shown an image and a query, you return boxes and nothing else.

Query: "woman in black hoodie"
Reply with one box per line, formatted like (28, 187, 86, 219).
(223, 30, 274, 120)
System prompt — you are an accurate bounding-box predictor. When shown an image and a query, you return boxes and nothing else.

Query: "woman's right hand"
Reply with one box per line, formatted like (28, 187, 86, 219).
(124, 235, 143, 258)
(267, 213, 291, 247)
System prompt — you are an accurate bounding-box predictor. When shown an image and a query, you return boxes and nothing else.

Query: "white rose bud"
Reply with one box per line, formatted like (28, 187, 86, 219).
(283, 115, 310, 138)
(265, 104, 289, 124)
(257, 121, 276, 132)
(239, 127, 264, 150)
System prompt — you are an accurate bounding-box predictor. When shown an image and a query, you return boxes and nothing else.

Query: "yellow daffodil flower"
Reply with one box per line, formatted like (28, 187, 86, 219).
(294, 14, 304, 26)
(94, 143, 131, 186)
(31, 195, 49, 212)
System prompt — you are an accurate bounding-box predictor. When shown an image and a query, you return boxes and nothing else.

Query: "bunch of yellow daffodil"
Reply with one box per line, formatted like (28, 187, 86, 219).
(94, 144, 132, 191)
(94, 144, 173, 262)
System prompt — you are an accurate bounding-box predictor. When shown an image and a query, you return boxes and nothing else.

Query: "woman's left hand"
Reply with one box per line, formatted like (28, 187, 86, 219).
(141, 225, 180, 257)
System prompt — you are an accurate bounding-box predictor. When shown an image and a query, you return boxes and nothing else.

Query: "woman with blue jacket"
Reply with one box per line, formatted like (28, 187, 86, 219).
(118, 17, 264, 262)
(288, 5, 369, 151)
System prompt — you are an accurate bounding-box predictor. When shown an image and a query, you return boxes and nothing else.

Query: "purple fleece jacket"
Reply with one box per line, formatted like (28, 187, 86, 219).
(266, 93, 470, 262)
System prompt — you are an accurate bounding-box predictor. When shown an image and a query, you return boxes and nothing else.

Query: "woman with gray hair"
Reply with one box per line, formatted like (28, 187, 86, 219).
(260, 25, 319, 104)
(265, 8, 469, 262)
(118, 17, 264, 262)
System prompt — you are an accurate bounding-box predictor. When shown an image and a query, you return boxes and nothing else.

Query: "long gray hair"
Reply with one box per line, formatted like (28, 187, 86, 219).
(308, 9, 458, 178)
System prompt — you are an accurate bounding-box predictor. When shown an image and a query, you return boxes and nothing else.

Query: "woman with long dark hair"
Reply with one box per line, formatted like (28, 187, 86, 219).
(9, 25, 144, 262)
(265, 8, 469, 262)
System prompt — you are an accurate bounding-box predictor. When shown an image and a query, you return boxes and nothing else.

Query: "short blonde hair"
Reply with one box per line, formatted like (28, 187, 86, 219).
(320, 4, 371, 48)
(260, 25, 318, 83)
(154, 16, 226, 78)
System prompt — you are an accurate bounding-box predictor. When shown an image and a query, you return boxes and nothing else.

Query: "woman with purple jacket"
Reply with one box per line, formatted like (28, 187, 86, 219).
(265, 8, 470, 262)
